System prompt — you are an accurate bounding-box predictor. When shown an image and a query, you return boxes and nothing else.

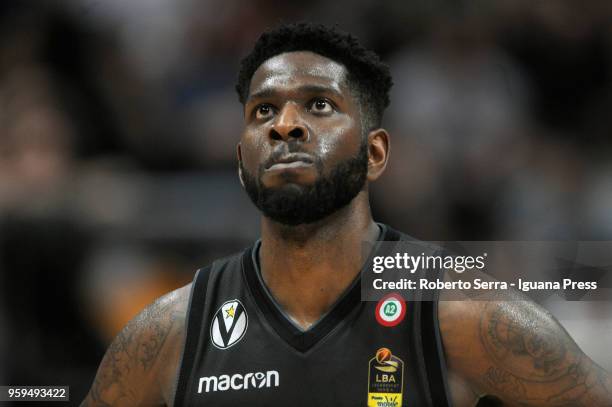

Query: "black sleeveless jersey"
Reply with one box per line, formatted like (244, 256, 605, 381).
(173, 224, 451, 407)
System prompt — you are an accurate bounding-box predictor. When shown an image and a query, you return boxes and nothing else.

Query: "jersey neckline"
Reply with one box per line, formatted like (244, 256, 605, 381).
(241, 223, 401, 353)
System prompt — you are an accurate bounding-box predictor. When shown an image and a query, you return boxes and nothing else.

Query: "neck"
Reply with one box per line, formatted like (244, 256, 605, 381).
(259, 191, 379, 330)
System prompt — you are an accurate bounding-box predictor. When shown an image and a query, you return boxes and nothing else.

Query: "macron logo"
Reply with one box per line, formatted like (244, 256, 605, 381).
(198, 371, 279, 393)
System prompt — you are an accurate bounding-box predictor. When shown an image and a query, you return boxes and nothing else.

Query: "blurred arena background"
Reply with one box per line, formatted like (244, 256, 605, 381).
(1, 0, 612, 404)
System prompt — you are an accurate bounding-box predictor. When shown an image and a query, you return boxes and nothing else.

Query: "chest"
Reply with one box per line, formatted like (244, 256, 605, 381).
(174, 243, 449, 407)
(185, 290, 429, 407)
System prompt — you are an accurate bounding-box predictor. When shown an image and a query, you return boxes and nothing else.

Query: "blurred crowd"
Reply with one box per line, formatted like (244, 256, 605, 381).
(1, 0, 612, 404)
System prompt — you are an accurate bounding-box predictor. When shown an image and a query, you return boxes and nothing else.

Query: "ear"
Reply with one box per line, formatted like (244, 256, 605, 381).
(366, 128, 390, 182)
(236, 143, 245, 188)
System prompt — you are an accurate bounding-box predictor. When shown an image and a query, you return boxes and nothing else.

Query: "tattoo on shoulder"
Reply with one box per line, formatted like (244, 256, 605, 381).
(478, 302, 612, 405)
(87, 295, 185, 406)
(480, 302, 570, 381)
(483, 366, 527, 398)
(137, 301, 182, 369)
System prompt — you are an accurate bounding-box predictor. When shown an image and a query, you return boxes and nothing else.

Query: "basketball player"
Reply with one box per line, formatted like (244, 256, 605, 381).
(82, 23, 612, 406)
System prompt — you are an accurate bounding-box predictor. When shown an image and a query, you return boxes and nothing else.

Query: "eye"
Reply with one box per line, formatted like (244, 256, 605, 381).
(255, 104, 274, 120)
(309, 98, 334, 114)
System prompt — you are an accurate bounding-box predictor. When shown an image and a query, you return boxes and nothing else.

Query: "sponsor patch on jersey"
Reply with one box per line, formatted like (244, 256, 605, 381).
(367, 347, 404, 407)
(210, 299, 248, 349)
(197, 370, 279, 393)
(375, 293, 406, 327)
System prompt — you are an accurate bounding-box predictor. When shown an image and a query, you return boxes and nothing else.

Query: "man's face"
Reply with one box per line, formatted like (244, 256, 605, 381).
(238, 51, 368, 225)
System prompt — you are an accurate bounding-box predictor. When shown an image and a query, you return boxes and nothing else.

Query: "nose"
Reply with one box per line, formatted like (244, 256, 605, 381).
(269, 103, 308, 142)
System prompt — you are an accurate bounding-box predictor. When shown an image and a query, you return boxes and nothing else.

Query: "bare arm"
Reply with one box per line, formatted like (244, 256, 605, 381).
(81, 285, 190, 407)
(440, 296, 612, 406)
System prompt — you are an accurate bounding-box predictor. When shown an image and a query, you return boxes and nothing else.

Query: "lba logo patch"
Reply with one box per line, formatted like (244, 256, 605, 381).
(375, 293, 406, 327)
(211, 299, 248, 349)
(367, 347, 404, 406)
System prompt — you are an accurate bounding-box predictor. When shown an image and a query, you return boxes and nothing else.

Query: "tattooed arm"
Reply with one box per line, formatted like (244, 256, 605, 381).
(439, 295, 612, 407)
(81, 285, 190, 407)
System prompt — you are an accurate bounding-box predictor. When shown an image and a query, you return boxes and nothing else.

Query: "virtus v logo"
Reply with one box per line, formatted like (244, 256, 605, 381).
(210, 299, 248, 349)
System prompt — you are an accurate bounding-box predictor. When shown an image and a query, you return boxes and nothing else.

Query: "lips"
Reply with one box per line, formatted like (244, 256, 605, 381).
(265, 153, 314, 170)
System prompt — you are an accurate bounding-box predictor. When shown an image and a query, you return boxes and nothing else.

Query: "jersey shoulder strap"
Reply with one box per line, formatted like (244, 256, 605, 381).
(388, 225, 452, 407)
(421, 289, 451, 407)
(173, 265, 213, 407)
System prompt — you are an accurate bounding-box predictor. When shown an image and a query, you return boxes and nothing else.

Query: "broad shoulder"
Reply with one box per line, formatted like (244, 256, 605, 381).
(439, 294, 612, 406)
(82, 283, 192, 407)
(438, 292, 553, 382)
(154, 284, 192, 405)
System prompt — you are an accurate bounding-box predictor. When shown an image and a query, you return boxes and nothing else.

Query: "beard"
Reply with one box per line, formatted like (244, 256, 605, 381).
(240, 141, 368, 226)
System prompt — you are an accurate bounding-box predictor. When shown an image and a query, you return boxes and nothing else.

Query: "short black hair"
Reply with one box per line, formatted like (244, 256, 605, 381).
(236, 22, 393, 131)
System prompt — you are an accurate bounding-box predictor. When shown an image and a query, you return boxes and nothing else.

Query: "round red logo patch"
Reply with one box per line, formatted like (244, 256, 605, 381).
(375, 293, 407, 327)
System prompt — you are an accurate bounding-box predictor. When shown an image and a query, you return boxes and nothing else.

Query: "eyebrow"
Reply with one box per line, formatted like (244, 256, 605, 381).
(247, 84, 345, 103)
